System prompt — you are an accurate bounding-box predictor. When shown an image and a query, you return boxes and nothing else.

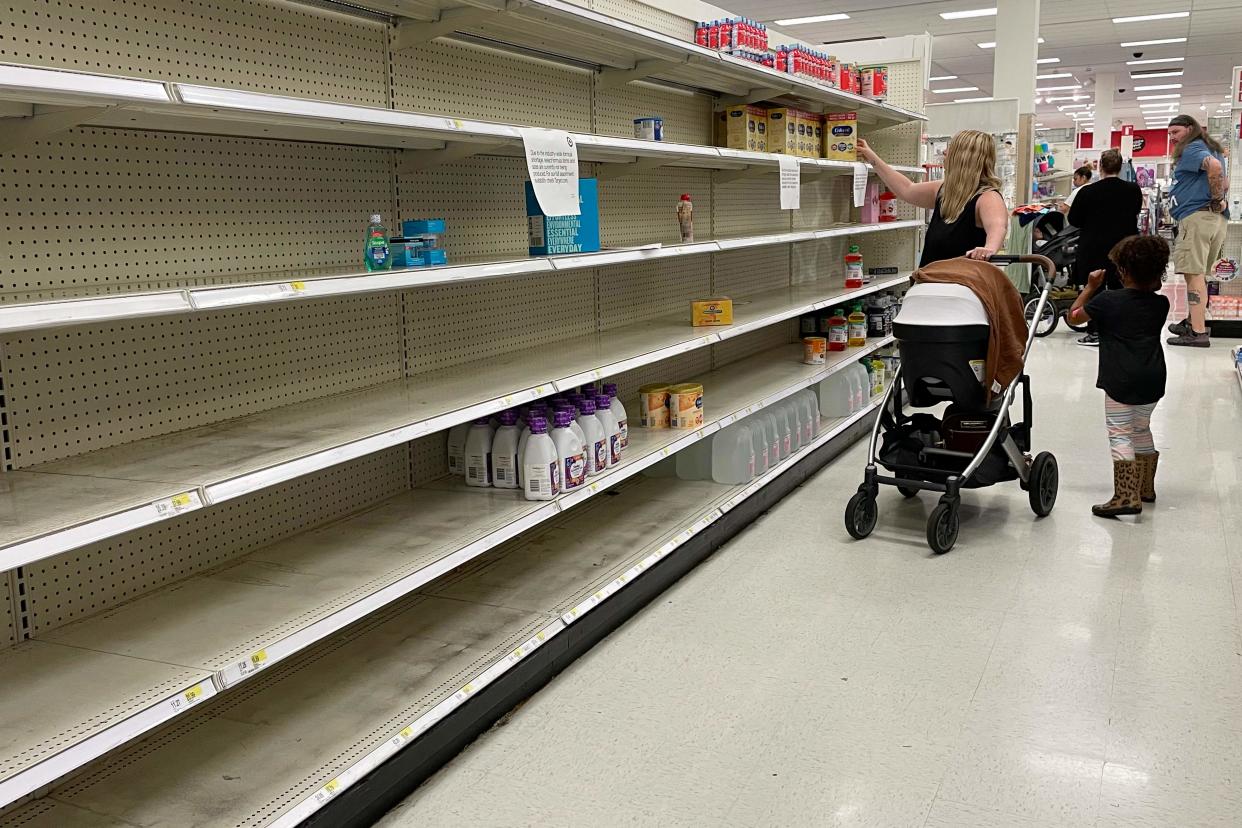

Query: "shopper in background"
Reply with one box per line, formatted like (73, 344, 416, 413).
(1068, 235, 1170, 518)
(1165, 114, 1228, 348)
(859, 130, 1008, 266)
(1068, 149, 1143, 346)
(1058, 166, 1093, 214)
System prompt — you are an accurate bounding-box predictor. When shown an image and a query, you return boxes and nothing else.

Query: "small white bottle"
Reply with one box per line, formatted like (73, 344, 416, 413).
(491, 410, 521, 489)
(602, 383, 629, 451)
(551, 409, 586, 491)
(517, 404, 549, 468)
(554, 402, 588, 468)
(712, 422, 755, 485)
(464, 417, 494, 488)
(594, 394, 621, 467)
(522, 416, 561, 501)
(576, 398, 608, 477)
(446, 422, 471, 476)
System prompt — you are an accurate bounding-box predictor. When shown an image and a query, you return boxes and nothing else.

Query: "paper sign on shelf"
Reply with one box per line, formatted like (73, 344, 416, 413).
(852, 163, 867, 208)
(778, 155, 801, 210)
(519, 127, 580, 216)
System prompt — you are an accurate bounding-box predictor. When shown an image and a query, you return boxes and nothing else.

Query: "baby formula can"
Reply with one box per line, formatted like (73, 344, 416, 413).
(803, 336, 828, 365)
(669, 383, 705, 429)
(639, 383, 671, 428)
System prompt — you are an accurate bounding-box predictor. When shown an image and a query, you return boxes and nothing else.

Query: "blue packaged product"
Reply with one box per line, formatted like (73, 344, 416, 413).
(389, 237, 421, 268)
(416, 249, 447, 266)
(525, 177, 601, 256)
(402, 218, 446, 236)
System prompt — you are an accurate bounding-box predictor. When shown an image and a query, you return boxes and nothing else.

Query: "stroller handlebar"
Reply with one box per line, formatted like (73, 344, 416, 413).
(987, 253, 1056, 279)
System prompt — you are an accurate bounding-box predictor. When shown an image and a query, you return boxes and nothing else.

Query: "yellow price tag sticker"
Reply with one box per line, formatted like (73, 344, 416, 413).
(290, 281, 306, 291)
(171, 493, 193, 509)
(400, 726, 413, 739)
(462, 683, 474, 695)
(184, 684, 204, 703)
(250, 649, 268, 666)
(325, 779, 339, 794)
(537, 631, 546, 641)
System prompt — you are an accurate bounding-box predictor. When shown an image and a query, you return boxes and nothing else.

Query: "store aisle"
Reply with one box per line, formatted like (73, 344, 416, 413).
(379, 333, 1242, 828)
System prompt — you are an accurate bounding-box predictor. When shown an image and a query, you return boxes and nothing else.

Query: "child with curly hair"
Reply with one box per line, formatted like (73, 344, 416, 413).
(1068, 235, 1171, 517)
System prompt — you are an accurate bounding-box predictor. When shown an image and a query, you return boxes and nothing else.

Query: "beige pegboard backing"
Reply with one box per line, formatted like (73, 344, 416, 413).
(0, 129, 396, 304)
(597, 258, 710, 331)
(1, 573, 15, 646)
(711, 319, 797, 369)
(409, 431, 449, 487)
(607, 348, 713, 405)
(595, 83, 713, 144)
(391, 39, 593, 131)
(863, 61, 923, 168)
(396, 156, 538, 262)
(712, 176, 792, 238)
(790, 236, 848, 287)
(713, 247, 789, 298)
(598, 169, 713, 248)
(0, 0, 389, 105)
(855, 229, 921, 274)
(2, 295, 403, 466)
(20, 446, 409, 637)
(592, 0, 695, 40)
(793, 175, 854, 232)
(402, 270, 595, 376)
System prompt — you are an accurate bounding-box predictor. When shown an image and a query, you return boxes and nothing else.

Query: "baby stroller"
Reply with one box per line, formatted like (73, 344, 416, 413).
(1024, 213, 1087, 337)
(844, 254, 1059, 554)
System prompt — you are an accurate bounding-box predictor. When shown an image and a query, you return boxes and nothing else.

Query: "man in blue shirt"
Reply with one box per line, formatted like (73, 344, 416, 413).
(1165, 114, 1228, 348)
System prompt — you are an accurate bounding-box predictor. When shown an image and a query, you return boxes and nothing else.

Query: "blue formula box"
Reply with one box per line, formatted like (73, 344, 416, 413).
(525, 178, 601, 256)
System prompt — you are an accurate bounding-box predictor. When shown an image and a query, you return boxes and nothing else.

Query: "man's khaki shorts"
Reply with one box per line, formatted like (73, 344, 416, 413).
(1174, 209, 1227, 275)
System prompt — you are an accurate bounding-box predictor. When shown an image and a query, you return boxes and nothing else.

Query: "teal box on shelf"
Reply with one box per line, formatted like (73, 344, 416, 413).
(402, 218, 446, 236)
(525, 178, 600, 256)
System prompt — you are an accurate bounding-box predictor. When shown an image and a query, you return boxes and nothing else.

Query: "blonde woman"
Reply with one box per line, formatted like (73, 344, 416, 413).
(858, 130, 1008, 266)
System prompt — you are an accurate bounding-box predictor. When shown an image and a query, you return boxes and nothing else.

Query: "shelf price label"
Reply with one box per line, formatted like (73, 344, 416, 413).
(154, 490, 203, 518)
(167, 681, 209, 713)
(278, 281, 306, 296)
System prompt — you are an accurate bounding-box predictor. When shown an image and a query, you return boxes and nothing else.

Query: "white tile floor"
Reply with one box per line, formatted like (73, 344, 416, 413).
(380, 331, 1242, 828)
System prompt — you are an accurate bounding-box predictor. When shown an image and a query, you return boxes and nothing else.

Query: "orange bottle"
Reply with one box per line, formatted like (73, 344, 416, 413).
(827, 308, 848, 352)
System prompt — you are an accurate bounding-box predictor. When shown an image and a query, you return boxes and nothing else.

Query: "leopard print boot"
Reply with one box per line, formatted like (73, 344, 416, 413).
(1092, 460, 1143, 518)
(1135, 452, 1159, 504)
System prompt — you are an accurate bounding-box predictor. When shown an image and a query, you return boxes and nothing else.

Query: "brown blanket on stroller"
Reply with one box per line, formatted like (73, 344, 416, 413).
(912, 258, 1027, 403)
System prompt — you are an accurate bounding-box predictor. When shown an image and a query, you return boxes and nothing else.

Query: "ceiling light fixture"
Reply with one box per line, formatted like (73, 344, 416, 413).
(1126, 56, 1184, 65)
(1134, 83, 1183, 91)
(1037, 58, 1061, 64)
(1037, 72, 1072, 79)
(1037, 85, 1082, 92)
(773, 13, 850, 25)
(1120, 37, 1187, 46)
(979, 37, 1043, 48)
(1137, 93, 1181, 100)
(940, 7, 997, 19)
(954, 96, 994, 102)
(1045, 95, 1087, 102)
(928, 75, 958, 81)
(1059, 104, 1090, 109)
(932, 86, 980, 93)
(1130, 70, 1184, 78)
(1113, 12, 1189, 23)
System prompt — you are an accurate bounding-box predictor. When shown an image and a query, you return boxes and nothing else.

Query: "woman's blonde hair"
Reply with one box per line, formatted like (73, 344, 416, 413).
(940, 129, 1001, 223)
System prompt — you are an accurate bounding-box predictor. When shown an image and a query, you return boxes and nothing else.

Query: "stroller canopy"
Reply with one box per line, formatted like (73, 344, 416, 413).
(894, 283, 989, 328)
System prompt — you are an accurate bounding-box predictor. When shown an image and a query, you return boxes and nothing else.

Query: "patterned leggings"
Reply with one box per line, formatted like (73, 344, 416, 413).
(1105, 396, 1157, 462)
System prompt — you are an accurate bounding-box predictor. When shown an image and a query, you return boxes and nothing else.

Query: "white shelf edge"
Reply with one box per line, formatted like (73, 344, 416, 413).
(0, 218, 920, 335)
(265, 383, 885, 828)
(0, 676, 216, 809)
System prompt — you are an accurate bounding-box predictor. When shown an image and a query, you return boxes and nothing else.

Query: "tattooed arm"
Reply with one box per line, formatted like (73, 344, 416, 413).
(1205, 155, 1226, 212)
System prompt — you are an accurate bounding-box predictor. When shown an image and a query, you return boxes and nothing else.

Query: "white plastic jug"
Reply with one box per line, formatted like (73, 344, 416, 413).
(750, 416, 771, 475)
(576, 399, 608, 477)
(712, 422, 754, 485)
(551, 410, 586, 491)
(676, 436, 713, 481)
(818, 370, 854, 418)
(760, 410, 785, 465)
(782, 398, 804, 452)
(796, 389, 820, 444)
(850, 363, 871, 410)
(446, 422, 471, 476)
(464, 418, 494, 487)
(492, 412, 521, 489)
(522, 417, 560, 501)
(594, 394, 621, 467)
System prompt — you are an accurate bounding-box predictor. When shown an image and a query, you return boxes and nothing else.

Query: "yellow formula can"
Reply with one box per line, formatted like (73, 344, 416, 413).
(669, 383, 704, 429)
(638, 383, 671, 428)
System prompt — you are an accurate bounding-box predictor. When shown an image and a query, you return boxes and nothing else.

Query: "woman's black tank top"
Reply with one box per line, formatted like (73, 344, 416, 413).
(919, 190, 990, 267)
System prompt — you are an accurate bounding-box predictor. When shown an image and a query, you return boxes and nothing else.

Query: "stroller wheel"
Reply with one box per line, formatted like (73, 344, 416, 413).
(1024, 295, 1059, 337)
(926, 499, 960, 554)
(1029, 452, 1059, 517)
(897, 485, 920, 499)
(845, 490, 878, 540)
